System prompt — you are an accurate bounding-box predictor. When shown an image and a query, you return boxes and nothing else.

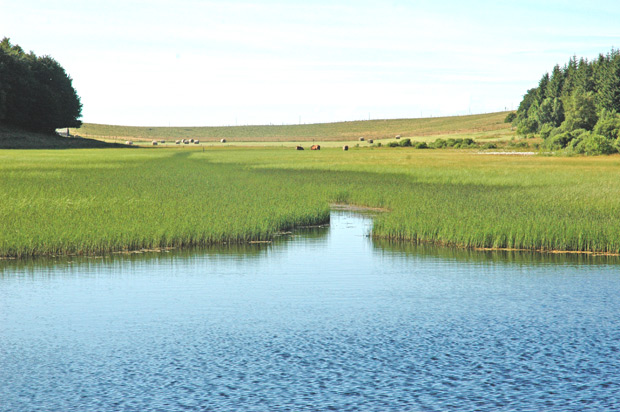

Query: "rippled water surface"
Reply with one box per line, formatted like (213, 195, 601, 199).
(1, 211, 620, 411)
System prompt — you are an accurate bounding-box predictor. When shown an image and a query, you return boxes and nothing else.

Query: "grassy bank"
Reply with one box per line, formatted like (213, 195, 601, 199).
(73, 112, 512, 142)
(2, 146, 620, 258)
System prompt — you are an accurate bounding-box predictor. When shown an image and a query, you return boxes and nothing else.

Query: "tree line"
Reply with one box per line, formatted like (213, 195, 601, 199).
(0, 38, 82, 133)
(513, 48, 620, 155)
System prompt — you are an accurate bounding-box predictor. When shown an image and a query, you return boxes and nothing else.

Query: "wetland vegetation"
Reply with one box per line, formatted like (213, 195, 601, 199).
(2, 146, 620, 258)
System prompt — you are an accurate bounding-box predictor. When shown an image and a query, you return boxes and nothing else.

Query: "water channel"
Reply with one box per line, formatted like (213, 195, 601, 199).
(1, 211, 619, 411)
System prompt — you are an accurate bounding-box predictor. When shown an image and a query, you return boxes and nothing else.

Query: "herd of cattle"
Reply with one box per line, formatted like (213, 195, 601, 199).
(125, 138, 226, 145)
(125, 135, 401, 149)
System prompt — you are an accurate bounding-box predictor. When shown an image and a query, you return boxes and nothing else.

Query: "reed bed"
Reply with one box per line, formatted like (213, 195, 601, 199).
(2, 147, 620, 258)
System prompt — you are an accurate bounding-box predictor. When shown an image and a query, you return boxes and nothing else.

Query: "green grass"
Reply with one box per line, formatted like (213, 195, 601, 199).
(2, 146, 619, 258)
(73, 111, 513, 142)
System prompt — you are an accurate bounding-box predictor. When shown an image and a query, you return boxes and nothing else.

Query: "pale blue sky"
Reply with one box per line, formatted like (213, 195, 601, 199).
(2, 0, 620, 126)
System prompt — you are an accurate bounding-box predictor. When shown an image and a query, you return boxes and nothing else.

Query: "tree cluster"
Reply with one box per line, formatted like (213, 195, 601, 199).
(513, 48, 620, 155)
(0, 38, 82, 133)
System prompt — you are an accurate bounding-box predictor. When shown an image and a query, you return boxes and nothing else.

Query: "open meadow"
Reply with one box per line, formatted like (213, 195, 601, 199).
(72, 111, 513, 143)
(2, 145, 620, 258)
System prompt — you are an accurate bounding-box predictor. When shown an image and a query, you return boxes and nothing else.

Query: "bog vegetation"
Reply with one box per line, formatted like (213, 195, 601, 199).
(0, 38, 82, 133)
(513, 48, 620, 155)
(2, 147, 620, 258)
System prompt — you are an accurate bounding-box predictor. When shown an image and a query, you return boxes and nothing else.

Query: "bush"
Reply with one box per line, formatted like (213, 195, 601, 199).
(504, 112, 517, 123)
(481, 143, 497, 149)
(516, 118, 539, 135)
(544, 129, 587, 149)
(574, 133, 616, 155)
(539, 124, 554, 140)
(545, 132, 572, 149)
(430, 139, 447, 149)
(387, 141, 399, 147)
(399, 138, 412, 147)
(508, 141, 529, 148)
(593, 111, 620, 140)
(413, 141, 428, 149)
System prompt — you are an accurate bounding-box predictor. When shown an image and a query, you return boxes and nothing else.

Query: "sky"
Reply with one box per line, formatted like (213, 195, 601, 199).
(2, 0, 620, 126)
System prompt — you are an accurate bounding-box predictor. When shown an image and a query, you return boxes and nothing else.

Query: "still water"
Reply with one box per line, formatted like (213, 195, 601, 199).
(1, 211, 619, 411)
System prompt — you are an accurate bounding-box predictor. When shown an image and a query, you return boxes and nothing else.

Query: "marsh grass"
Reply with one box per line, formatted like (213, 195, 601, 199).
(2, 147, 620, 257)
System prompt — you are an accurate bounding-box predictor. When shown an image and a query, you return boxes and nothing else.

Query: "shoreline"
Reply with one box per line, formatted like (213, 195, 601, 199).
(2, 205, 618, 261)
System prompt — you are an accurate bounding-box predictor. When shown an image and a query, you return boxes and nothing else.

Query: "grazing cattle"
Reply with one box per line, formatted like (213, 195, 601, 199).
(296, 145, 304, 150)
(311, 145, 320, 150)
(368, 139, 374, 144)
(343, 145, 349, 151)
(190, 139, 195, 143)
(183, 139, 189, 144)
(194, 140, 200, 144)
(160, 140, 165, 144)
(221, 139, 226, 143)
(126, 141, 133, 145)
(152, 140, 158, 145)
(395, 134, 401, 139)
(175, 140, 181, 144)
(359, 137, 365, 141)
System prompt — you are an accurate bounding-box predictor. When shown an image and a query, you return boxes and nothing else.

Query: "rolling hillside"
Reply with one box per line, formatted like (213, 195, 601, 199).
(73, 111, 513, 142)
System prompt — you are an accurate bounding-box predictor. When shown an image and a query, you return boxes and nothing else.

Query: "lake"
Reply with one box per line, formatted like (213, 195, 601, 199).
(1, 211, 619, 411)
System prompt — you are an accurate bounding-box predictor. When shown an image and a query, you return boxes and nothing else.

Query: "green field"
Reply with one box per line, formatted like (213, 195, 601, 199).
(2, 145, 619, 258)
(72, 111, 513, 143)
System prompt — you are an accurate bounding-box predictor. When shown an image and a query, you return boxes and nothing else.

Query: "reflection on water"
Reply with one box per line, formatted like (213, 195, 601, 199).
(374, 238, 620, 266)
(1, 211, 619, 411)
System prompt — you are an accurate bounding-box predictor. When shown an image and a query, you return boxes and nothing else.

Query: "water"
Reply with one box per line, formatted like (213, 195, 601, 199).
(1, 211, 619, 411)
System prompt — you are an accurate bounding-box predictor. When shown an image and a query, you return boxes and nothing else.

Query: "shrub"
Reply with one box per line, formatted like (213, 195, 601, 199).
(504, 112, 517, 123)
(544, 129, 587, 149)
(516, 118, 539, 135)
(574, 133, 616, 155)
(593, 111, 620, 140)
(413, 141, 428, 149)
(399, 138, 412, 147)
(430, 138, 447, 149)
(539, 124, 554, 140)
(508, 140, 529, 148)
(387, 141, 399, 147)
(481, 143, 497, 149)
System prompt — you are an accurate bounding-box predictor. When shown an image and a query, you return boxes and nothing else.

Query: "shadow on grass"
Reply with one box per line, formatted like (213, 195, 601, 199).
(0, 126, 131, 149)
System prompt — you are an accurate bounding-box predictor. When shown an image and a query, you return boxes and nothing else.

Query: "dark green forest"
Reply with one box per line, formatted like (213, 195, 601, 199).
(513, 48, 620, 155)
(0, 38, 82, 133)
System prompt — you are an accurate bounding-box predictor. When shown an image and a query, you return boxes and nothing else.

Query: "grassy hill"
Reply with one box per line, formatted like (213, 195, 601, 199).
(0, 125, 127, 149)
(73, 111, 513, 143)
